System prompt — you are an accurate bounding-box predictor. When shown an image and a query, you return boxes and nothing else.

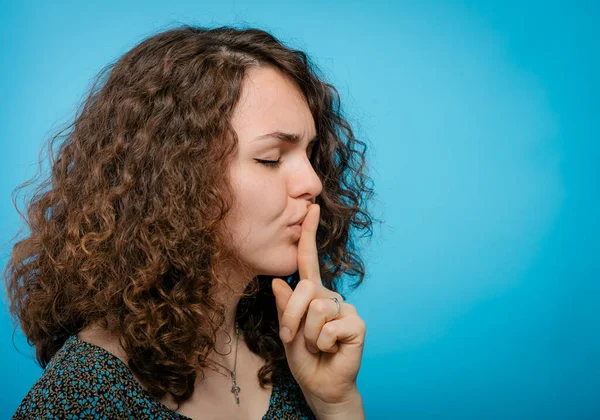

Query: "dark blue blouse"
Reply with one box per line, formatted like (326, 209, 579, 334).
(12, 335, 316, 419)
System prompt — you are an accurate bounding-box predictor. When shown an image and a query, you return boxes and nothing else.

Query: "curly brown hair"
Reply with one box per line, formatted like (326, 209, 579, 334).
(3, 24, 376, 409)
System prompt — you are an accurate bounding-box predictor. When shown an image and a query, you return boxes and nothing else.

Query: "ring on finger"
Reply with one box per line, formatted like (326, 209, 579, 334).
(331, 297, 341, 320)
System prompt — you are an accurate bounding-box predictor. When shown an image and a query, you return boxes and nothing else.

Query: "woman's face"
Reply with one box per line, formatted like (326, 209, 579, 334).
(225, 66, 323, 277)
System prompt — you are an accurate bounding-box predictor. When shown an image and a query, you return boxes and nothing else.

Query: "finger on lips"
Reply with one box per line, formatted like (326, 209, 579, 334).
(278, 202, 347, 352)
(279, 203, 321, 343)
(297, 204, 321, 283)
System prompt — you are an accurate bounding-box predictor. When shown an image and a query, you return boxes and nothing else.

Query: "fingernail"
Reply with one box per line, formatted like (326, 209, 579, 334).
(307, 344, 319, 354)
(280, 327, 292, 343)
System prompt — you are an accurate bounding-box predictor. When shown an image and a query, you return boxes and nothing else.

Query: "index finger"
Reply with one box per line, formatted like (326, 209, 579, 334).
(297, 203, 321, 284)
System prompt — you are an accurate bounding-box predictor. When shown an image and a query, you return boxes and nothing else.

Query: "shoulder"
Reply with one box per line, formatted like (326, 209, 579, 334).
(12, 335, 178, 419)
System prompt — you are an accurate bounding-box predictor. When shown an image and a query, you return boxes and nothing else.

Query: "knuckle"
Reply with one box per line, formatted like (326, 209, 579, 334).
(359, 318, 367, 335)
(343, 302, 356, 313)
(323, 322, 336, 336)
(309, 299, 328, 313)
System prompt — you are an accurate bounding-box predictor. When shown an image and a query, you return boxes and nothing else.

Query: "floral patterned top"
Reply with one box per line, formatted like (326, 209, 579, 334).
(12, 335, 316, 419)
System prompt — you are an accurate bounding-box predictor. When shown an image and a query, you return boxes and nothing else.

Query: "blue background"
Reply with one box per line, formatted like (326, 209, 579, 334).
(1, 1, 599, 418)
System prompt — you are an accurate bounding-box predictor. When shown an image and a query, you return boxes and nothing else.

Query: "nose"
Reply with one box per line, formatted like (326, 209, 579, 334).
(289, 155, 323, 202)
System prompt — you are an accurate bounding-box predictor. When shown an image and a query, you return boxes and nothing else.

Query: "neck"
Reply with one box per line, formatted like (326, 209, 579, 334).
(208, 264, 256, 371)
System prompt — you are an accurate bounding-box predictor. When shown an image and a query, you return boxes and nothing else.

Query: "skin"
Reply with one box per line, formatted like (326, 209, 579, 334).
(80, 65, 365, 419)
(214, 64, 322, 348)
(223, 65, 366, 418)
(272, 205, 366, 419)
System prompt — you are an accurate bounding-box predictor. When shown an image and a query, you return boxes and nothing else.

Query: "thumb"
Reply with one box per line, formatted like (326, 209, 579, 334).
(272, 278, 293, 323)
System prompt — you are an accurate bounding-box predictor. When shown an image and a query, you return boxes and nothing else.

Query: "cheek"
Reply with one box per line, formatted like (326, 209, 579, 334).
(238, 173, 287, 215)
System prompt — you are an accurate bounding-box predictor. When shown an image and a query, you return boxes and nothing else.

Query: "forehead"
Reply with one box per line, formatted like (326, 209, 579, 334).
(231, 66, 316, 145)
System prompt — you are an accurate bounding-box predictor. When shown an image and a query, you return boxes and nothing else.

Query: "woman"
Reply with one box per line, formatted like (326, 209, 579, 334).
(5, 24, 375, 419)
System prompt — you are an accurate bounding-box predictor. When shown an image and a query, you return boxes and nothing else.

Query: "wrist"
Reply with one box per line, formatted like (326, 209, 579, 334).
(307, 388, 365, 420)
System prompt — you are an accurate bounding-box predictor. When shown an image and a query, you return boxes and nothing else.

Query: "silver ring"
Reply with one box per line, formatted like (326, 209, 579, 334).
(332, 297, 341, 319)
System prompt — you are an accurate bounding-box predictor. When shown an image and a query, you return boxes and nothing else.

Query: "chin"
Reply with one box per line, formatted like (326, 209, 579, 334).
(250, 242, 298, 277)
(262, 267, 297, 278)
(258, 260, 298, 278)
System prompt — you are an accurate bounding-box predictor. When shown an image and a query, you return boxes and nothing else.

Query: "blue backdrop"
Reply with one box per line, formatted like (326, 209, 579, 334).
(1, 1, 598, 418)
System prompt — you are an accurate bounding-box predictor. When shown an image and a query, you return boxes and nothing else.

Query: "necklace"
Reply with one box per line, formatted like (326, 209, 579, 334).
(222, 321, 241, 405)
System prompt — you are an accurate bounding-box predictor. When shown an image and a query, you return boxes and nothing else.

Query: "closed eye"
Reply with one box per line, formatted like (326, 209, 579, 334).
(254, 158, 281, 169)
(254, 140, 317, 170)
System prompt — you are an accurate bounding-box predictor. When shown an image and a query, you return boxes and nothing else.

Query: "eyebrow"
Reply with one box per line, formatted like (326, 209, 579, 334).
(254, 131, 318, 146)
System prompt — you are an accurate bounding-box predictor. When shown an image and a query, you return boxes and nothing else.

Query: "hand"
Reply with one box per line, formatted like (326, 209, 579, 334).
(272, 204, 367, 415)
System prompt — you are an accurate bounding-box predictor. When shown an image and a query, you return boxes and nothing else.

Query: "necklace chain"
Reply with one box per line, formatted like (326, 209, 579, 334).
(229, 322, 241, 405)
(210, 321, 241, 405)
